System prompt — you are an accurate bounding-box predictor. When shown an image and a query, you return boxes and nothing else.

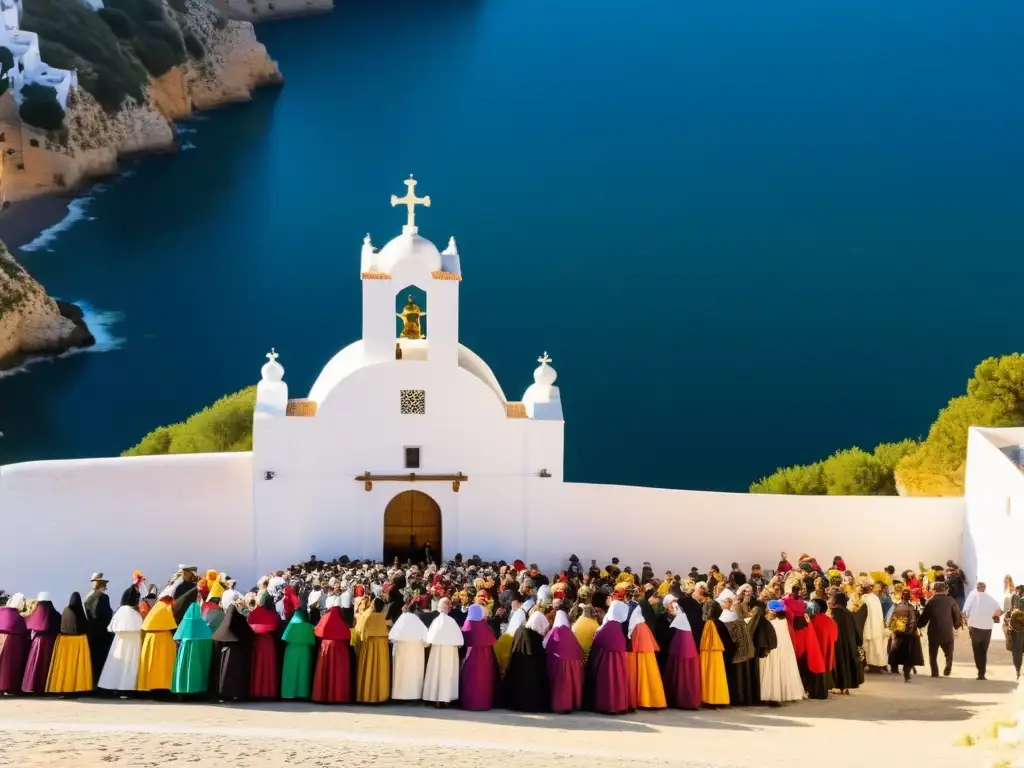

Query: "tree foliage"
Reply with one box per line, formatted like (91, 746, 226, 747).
(0, 46, 12, 98)
(18, 83, 66, 132)
(752, 354, 1024, 496)
(124, 387, 256, 456)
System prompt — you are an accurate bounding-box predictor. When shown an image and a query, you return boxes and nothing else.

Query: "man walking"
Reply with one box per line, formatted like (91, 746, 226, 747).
(962, 581, 1002, 680)
(918, 582, 962, 677)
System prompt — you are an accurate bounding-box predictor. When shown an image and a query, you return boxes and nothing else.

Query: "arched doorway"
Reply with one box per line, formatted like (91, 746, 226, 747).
(383, 490, 441, 564)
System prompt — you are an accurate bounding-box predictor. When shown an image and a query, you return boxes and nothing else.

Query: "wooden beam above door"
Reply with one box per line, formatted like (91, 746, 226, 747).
(355, 472, 468, 492)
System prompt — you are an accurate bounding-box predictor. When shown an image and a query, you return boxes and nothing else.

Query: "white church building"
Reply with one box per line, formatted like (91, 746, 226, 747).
(1, 0, 77, 110)
(0, 177, 1020, 602)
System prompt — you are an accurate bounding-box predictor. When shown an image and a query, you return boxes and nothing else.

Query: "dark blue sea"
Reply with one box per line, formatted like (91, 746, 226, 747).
(2, 0, 1022, 491)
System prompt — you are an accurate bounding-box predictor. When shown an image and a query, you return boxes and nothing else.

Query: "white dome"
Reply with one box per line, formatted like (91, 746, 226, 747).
(373, 231, 442, 274)
(533, 353, 557, 386)
(261, 349, 284, 382)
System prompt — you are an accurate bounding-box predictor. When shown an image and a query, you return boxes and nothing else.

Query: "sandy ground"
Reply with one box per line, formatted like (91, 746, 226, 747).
(0, 643, 1020, 768)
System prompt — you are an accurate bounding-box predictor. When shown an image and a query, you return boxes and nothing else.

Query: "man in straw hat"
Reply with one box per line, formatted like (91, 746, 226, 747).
(84, 573, 113, 686)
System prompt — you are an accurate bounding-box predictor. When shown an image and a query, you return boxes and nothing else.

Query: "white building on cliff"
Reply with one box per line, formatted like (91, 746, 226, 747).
(0, 177, 1019, 602)
(0, 0, 77, 110)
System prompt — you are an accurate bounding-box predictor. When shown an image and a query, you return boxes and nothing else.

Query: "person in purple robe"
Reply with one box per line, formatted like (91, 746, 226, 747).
(544, 608, 584, 713)
(21, 593, 61, 694)
(460, 603, 498, 711)
(662, 595, 702, 709)
(0, 599, 30, 694)
(584, 599, 631, 714)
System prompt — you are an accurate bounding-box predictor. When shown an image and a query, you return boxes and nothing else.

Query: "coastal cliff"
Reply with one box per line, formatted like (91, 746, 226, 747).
(0, 241, 94, 369)
(0, 0, 282, 203)
(212, 0, 332, 24)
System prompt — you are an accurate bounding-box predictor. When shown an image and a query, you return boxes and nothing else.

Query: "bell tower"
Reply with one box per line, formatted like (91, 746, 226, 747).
(359, 176, 462, 366)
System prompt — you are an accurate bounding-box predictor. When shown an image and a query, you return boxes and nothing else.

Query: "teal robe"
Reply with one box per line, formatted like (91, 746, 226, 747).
(172, 603, 213, 694)
(281, 609, 315, 699)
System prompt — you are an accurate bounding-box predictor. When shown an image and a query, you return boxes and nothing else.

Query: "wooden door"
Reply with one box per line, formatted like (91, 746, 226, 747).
(383, 490, 441, 559)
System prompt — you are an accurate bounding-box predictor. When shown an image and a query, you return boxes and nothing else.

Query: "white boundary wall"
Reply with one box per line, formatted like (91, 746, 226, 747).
(0, 451, 970, 606)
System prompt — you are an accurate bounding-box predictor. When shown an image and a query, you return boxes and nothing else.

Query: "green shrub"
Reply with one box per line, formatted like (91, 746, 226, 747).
(124, 387, 257, 456)
(0, 46, 13, 98)
(183, 30, 204, 60)
(18, 83, 66, 132)
(98, 7, 135, 39)
(22, 0, 147, 113)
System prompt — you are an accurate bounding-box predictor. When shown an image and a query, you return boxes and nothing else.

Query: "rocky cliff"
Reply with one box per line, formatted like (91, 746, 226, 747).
(0, 241, 94, 369)
(212, 0, 332, 24)
(0, 0, 282, 202)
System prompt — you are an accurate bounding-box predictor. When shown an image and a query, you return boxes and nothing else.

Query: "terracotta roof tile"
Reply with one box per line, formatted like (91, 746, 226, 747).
(286, 399, 318, 417)
(505, 402, 528, 419)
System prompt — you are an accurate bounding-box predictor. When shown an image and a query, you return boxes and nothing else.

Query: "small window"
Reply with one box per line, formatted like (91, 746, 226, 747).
(405, 447, 421, 469)
(400, 389, 425, 414)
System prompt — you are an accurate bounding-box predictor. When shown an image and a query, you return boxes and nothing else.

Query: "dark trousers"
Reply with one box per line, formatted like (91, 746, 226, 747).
(928, 638, 954, 675)
(969, 627, 992, 677)
(889, 662, 913, 680)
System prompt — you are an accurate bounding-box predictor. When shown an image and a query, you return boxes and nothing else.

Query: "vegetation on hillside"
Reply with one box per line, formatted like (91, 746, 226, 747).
(751, 354, 1024, 496)
(0, 47, 13, 98)
(124, 386, 256, 456)
(18, 83, 66, 132)
(20, 0, 201, 116)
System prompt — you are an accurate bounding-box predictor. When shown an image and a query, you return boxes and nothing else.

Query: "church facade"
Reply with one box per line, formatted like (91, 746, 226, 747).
(251, 176, 566, 569)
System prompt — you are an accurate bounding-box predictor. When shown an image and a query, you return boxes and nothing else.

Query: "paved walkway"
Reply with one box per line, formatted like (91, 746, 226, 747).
(0, 644, 1020, 768)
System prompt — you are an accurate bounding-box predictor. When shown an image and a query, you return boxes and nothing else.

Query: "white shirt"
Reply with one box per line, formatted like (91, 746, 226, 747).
(962, 590, 1002, 630)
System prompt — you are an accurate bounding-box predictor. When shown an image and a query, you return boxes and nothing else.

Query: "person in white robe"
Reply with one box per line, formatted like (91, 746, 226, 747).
(97, 593, 144, 693)
(861, 587, 888, 669)
(422, 598, 464, 706)
(389, 612, 429, 700)
(759, 600, 803, 704)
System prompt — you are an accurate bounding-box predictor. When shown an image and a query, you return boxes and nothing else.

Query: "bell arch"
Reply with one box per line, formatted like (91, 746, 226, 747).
(395, 284, 428, 339)
(383, 490, 441, 564)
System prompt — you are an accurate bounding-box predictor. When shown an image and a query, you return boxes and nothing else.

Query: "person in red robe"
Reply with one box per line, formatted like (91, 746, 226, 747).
(809, 598, 837, 694)
(661, 597, 702, 710)
(21, 594, 61, 695)
(312, 606, 352, 703)
(544, 609, 584, 713)
(247, 598, 280, 700)
(584, 600, 631, 714)
(783, 585, 828, 699)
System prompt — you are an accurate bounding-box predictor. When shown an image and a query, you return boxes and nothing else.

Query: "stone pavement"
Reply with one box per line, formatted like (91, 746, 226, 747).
(0, 642, 1019, 768)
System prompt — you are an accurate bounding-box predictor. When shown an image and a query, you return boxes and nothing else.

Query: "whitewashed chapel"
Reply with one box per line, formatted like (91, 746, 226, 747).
(0, 177, 1019, 601)
(252, 175, 566, 569)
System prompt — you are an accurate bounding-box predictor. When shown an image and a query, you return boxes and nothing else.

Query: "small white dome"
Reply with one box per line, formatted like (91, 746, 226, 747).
(261, 349, 284, 382)
(373, 231, 442, 274)
(533, 352, 557, 386)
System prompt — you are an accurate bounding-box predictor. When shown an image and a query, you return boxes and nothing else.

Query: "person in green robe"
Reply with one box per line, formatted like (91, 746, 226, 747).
(172, 602, 213, 696)
(281, 607, 315, 700)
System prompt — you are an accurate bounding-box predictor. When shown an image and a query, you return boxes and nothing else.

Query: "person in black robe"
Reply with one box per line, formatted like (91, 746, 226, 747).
(173, 568, 199, 600)
(385, 574, 406, 625)
(83, 575, 114, 686)
(719, 596, 759, 706)
(829, 593, 862, 693)
(173, 586, 199, 626)
(211, 604, 253, 701)
(654, 597, 675, 671)
(502, 613, 549, 712)
(636, 585, 657, 629)
(677, 591, 705, 649)
(887, 591, 922, 682)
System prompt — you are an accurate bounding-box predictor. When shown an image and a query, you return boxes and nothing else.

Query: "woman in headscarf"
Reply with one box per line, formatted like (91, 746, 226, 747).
(654, 595, 676, 671)
(355, 598, 390, 704)
(0, 597, 29, 694)
(97, 586, 144, 695)
(545, 608, 584, 713)
(661, 595, 701, 710)
(460, 602, 498, 710)
(828, 592, 862, 694)
(698, 590, 732, 707)
(422, 599, 463, 707)
(46, 592, 93, 694)
(502, 610, 549, 712)
(312, 605, 352, 703)
(172, 601, 213, 697)
(627, 606, 666, 709)
(247, 595, 281, 700)
(211, 604, 253, 702)
(137, 597, 177, 695)
(281, 607, 315, 700)
(21, 593, 60, 694)
(495, 605, 525, 676)
(584, 600, 631, 714)
(389, 610, 428, 701)
(758, 600, 803, 705)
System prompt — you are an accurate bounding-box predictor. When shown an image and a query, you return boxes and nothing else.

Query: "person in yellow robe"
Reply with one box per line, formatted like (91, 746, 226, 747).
(699, 617, 729, 706)
(350, 596, 372, 652)
(138, 597, 178, 692)
(354, 598, 390, 703)
(627, 607, 666, 709)
(572, 605, 600, 660)
(495, 606, 525, 675)
(46, 592, 93, 694)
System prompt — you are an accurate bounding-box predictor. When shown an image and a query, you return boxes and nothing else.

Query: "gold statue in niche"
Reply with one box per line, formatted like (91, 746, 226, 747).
(397, 295, 425, 339)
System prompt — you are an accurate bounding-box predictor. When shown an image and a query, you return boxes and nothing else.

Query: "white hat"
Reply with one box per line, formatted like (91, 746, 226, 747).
(37, 592, 51, 601)
(716, 588, 737, 605)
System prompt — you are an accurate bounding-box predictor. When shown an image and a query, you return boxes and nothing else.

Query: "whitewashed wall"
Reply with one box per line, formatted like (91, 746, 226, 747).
(522, 482, 966, 578)
(0, 453, 254, 607)
(963, 427, 1024, 599)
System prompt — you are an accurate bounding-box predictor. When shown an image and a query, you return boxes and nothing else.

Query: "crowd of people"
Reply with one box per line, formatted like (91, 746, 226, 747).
(0, 551, 1020, 714)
